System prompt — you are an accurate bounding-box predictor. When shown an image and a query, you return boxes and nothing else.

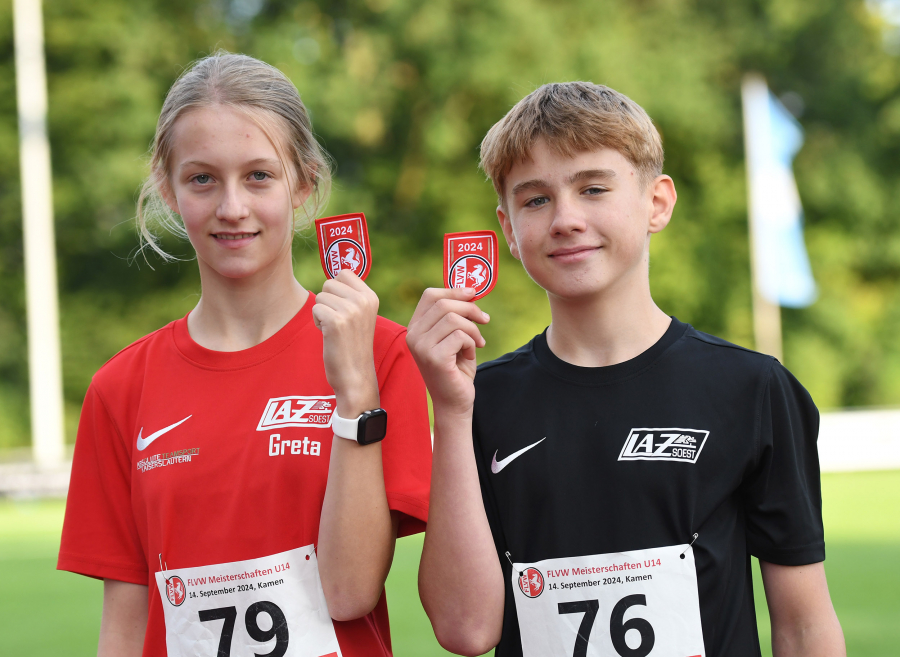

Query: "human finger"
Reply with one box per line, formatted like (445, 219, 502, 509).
(333, 268, 369, 291)
(409, 296, 489, 342)
(409, 287, 478, 326)
(322, 275, 378, 311)
(311, 301, 336, 330)
(419, 297, 490, 334)
(430, 328, 478, 369)
(315, 290, 356, 315)
(424, 311, 486, 350)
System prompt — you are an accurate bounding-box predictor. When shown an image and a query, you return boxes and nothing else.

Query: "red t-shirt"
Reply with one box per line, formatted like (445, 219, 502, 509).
(58, 294, 432, 656)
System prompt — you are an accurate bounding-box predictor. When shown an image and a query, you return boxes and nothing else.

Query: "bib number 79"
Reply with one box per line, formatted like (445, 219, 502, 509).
(199, 601, 289, 657)
(558, 595, 655, 657)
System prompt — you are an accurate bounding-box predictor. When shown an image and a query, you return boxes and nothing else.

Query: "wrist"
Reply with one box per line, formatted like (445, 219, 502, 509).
(333, 374, 380, 419)
(433, 401, 474, 425)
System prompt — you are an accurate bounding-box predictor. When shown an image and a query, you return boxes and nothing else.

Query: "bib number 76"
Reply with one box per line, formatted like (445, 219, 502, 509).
(558, 595, 655, 657)
(199, 601, 288, 657)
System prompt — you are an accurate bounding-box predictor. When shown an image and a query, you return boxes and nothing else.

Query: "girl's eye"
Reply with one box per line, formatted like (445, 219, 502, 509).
(193, 174, 211, 184)
(252, 171, 269, 181)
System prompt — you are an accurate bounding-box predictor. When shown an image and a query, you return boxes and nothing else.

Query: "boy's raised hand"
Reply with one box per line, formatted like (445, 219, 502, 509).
(409, 287, 504, 654)
(406, 287, 490, 414)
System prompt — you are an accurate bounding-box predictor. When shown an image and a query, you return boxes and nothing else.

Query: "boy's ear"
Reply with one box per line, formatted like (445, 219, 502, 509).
(648, 175, 677, 234)
(496, 205, 521, 260)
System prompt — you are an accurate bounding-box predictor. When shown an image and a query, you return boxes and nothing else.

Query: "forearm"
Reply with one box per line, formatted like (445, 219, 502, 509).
(318, 386, 396, 621)
(772, 622, 846, 657)
(98, 580, 148, 657)
(762, 561, 845, 657)
(419, 406, 504, 655)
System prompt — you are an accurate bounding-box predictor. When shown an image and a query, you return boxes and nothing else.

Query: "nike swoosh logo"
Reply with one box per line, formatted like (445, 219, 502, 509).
(136, 415, 192, 451)
(491, 437, 547, 474)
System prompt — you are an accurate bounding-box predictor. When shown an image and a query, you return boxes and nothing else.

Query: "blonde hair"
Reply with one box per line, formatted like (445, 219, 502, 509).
(136, 51, 332, 260)
(479, 82, 663, 203)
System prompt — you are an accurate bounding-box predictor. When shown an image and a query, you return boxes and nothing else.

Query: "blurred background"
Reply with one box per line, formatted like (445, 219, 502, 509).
(1, 0, 899, 654)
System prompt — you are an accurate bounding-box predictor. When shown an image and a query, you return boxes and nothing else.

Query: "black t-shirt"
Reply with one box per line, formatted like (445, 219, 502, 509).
(472, 318, 824, 657)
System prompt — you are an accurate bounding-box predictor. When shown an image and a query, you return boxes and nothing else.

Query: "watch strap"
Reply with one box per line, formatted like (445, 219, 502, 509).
(331, 412, 362, 441)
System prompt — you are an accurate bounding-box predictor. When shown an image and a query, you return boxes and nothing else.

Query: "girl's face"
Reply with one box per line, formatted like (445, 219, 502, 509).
(165, 105, 306, 284)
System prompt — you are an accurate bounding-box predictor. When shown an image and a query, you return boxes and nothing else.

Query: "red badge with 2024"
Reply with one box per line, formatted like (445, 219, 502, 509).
(443, 231, 498, 300)
(315, 213, 372, 280)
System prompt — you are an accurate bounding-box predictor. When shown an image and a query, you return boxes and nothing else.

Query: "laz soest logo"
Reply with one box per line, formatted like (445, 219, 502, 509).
(257, 396, 336, 431)
(518, 567, 544, 598)
(618, 428, 710, 464)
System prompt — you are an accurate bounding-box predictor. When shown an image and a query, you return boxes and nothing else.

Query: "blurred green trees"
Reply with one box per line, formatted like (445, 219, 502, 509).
(2, 0, 900, 447)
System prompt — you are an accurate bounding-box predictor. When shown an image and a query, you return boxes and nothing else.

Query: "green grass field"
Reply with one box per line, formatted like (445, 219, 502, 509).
(1, 470, 897, 656)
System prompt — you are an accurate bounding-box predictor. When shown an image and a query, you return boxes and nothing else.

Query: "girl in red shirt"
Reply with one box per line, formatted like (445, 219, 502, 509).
(59, 52, 431, 657)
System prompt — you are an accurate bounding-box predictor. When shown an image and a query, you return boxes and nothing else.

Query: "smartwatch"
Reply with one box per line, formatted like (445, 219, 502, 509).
(331, 408, 388, 445)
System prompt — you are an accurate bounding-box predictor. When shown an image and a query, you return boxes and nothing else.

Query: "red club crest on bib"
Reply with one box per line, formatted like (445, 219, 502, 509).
(166, 575, 186, 606)
(443, 231, 498, 300)
(518, 567, 544, 598)
(315, 213, 372, 280)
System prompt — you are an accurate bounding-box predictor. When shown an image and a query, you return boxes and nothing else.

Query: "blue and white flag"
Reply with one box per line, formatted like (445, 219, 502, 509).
(741, 75, 817, 307)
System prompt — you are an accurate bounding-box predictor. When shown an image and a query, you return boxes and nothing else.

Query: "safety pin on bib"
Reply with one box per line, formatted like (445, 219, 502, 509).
(505, 550, 524, 578)
(159, 553, 171, 582)
(680, 533, 699, 559)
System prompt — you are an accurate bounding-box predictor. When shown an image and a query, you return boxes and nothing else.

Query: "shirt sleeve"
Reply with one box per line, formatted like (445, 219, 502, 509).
(742, 361, 826, 565)
(57, 383, 148, 584)
(376, 329, 432, 537)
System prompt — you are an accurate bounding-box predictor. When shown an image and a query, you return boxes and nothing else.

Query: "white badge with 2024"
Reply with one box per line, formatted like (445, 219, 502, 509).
(155, 545, 341, 657)
(512, 544, 705, 657)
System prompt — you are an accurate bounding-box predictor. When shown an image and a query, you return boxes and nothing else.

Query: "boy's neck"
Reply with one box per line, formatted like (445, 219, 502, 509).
(187, 256, 309, 352)
(545, 282, 671, 368)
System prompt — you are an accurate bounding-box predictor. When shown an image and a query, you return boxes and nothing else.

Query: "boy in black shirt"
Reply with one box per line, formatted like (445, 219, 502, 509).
(407, 82, 845, 656)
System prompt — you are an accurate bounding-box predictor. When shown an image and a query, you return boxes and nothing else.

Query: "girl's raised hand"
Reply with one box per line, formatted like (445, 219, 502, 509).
(405, 287, 490, 416)
(313, 270, 380, 415)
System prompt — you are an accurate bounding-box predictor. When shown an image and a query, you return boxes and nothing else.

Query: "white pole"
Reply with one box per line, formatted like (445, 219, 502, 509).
(13, 0, 65, 467)
(741, 73, 784, 363)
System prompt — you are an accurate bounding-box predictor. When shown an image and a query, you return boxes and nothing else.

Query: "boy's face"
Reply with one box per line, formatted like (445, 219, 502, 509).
(497, 139, 675, 303)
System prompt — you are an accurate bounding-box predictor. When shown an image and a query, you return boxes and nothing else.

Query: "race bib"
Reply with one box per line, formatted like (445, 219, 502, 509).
(443, 230, 498, 300)
(315, 213, 372, 280)
(512, 544, 705, 657)
(155, 545, 341, 657)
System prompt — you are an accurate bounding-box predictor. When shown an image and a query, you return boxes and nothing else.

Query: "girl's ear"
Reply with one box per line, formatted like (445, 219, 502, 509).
(160, 178, 179, 215)
(292, 169, 314, 210)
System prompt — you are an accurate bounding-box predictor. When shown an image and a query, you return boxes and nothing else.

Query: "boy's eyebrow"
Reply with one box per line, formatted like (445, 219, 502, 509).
(568, 168, 617, 184)
(510, 169, 618, 196)
(510, 178, 551, 196)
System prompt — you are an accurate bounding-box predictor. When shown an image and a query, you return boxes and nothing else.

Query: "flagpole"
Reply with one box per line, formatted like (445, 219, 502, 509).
(750, 270, 783, 362)
(14, 0, 66, 467)
(741, 73, 784, 363)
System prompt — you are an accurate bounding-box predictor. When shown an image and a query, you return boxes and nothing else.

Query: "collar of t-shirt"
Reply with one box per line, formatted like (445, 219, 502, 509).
(531, 317, 688, 386)
(173, 293, 316, 370)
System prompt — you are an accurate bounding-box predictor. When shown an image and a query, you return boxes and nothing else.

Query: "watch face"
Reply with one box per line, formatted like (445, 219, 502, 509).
(360, 409, 388, 445)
